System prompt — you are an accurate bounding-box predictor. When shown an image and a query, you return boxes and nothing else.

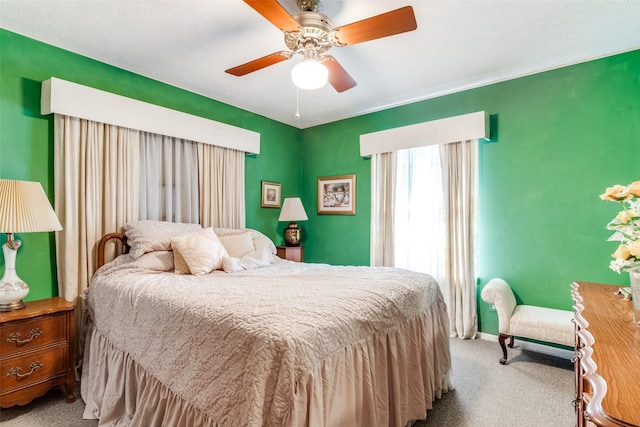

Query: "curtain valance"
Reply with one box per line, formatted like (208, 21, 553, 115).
(41, 77, 260, 154)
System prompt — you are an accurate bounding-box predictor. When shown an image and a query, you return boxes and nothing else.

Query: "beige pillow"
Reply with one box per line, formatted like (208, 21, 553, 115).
(214, 227, 277, 255)
(124, 220, 203, 258)
(170, 228, 228, 275)
(171, 244, 191, 275)
(218, 231, 255, 258)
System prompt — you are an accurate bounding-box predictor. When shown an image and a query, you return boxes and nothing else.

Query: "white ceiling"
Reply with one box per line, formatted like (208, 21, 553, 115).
(1, 1, 639, 129)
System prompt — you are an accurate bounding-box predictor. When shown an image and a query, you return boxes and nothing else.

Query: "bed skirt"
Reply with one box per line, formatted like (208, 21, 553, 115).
(81, 302, 453, 427)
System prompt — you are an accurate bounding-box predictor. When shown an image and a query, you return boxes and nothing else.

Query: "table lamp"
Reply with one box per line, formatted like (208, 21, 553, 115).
(278, 197, 308, 246)
(0, 179, 62, 311)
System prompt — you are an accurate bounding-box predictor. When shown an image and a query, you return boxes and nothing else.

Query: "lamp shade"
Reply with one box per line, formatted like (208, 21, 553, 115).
(278, 197, 308, 222)
(0, 179, 62, 233)
(291, 59, 328, 90)
(0, 179, 62, 311)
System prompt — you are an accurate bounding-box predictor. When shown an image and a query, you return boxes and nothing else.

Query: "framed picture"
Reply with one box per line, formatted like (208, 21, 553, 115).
(317, 174, 356, 215)
(261, 181, 281, 208)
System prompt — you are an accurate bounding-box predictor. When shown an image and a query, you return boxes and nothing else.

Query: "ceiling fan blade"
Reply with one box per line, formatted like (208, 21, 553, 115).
(243, 0, 300, 32)
(225, 52, 291, 76)
(332, 6, 417, 46)
(322, 56, 357, 93)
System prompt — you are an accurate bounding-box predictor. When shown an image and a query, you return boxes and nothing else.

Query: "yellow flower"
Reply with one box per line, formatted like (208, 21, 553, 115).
(628, 241, 640, 258)
(616, 208, 638, 223)
(599, 185, 628, 201)
(622, 181, 640, 198)
(612, 244, 631, 260)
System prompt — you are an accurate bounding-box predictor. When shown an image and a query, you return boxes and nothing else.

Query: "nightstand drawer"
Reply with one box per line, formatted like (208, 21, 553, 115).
(0, 345, 67, 393)
(0, 313, 67, 358)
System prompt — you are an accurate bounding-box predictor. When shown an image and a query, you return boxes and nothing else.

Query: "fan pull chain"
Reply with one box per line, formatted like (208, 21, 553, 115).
(295, 88, 301, 120)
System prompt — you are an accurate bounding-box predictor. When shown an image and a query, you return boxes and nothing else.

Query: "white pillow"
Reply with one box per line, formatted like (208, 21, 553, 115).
(170, 228, 228, 275)
(124, 220, 203, 258)
(222, 248, 273, 273)
(218, 231, 255, 258)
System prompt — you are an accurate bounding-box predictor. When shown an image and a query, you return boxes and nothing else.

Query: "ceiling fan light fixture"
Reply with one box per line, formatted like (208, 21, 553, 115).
(291, 58, 328, 90)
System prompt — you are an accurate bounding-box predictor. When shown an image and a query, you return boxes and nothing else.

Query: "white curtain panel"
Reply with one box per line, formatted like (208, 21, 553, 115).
(440, 140, 478, 339)
(139, 133, 199, 224)
(198, 143, 245, 229)
(370, 151, 396, 267)
(54, 114, 140, 304)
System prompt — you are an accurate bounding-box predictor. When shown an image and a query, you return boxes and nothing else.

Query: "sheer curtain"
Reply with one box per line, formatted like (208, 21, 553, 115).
(139, 133, 199, 223)
(370, 151, 396, 266)
(394, 145, 445, 279)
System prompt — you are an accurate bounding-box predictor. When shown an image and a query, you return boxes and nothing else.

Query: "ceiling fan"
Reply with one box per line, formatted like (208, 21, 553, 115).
(225, 0, 417, 92)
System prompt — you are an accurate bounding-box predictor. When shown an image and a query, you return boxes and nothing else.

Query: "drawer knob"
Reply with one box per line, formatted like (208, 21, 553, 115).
(7, 361, 43, 379)
(7, 328, 42, 345)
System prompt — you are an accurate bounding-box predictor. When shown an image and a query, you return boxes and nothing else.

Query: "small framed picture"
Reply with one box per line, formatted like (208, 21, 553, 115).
(261, 181, 281, 208)
(317, 174, 356, 215)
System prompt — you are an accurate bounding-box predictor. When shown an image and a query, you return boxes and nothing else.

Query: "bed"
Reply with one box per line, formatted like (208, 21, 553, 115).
(81, 221, 452, 426)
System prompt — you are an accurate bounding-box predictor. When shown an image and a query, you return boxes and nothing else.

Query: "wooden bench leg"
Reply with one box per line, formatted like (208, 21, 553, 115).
(498, 333, 514, 364)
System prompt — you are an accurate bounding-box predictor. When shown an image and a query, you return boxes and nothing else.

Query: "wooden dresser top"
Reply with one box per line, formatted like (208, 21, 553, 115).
(0, 297, 75, 324)
(572, 281, 640, 427)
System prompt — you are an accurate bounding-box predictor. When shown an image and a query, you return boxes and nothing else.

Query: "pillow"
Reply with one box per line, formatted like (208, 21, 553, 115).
(124, 220, 202, 258)
(170, 228, 228, 275)
(134, 250, 175, 272)
(172, 245, 191, 275)
(222, 248, 273, 273)
(214, 227, 277, 255)
(218, 231, 255, 258)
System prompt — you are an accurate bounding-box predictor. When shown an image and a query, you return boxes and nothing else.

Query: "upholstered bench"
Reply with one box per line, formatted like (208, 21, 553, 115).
(480, 278, 575, 364)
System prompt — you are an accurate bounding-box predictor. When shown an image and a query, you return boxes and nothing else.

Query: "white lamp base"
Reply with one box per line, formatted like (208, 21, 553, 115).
(0, 241, 29, 312)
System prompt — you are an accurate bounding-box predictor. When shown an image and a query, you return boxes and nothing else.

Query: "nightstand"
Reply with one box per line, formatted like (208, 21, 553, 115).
(0, 297, 76, 408)
(276, 245, 304, 262)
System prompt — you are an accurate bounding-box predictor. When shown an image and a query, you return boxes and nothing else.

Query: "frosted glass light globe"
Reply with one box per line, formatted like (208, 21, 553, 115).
(291, 59, 328, 90)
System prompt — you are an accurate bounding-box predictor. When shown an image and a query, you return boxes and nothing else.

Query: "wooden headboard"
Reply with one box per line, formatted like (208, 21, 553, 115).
(97, 232, 129, 269)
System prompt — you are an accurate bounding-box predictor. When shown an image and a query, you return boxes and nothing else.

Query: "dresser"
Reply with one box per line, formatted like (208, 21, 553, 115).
(0, 297, 76, 408)
(571, 281, 640, 427)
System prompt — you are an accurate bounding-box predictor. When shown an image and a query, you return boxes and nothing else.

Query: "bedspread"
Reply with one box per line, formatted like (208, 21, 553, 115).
(83, 256, 451, 426)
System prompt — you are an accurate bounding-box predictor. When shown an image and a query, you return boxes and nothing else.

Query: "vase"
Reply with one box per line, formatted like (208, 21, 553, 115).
(631, 270, 640, 326)
(0, 242, 29, 311)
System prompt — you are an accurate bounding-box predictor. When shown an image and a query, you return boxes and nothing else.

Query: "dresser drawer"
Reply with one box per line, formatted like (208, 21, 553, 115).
(0, 313, 67, 358)
(0, 345, 67, 393)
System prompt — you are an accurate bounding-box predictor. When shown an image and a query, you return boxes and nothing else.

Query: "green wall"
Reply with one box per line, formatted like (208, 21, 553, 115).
(301, 50, 640, 334)
(0, 29, 302, 301)
(2, 28, 639, 336)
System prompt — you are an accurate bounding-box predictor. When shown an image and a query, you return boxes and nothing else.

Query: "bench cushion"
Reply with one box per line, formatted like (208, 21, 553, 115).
(509, 305, 575, 347)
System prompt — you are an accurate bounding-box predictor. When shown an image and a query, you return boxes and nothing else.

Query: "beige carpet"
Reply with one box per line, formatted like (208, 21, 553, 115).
(0, 338, 574, 426)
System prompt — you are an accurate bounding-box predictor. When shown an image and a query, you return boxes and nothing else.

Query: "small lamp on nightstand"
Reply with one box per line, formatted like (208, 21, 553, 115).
(0, 179, 62, 311)
(278, 197, 308, 247)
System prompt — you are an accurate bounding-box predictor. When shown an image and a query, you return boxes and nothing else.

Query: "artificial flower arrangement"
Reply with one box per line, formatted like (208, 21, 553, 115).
(600, 181, 640, 273)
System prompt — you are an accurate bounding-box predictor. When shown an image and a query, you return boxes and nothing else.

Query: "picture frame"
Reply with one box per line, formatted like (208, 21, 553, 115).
(261, 181, 281, 208)
(317, 174, 356, 215)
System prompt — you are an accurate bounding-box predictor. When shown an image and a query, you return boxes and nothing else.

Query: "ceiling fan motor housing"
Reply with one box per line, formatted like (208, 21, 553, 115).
(285, 12, 333, 55)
